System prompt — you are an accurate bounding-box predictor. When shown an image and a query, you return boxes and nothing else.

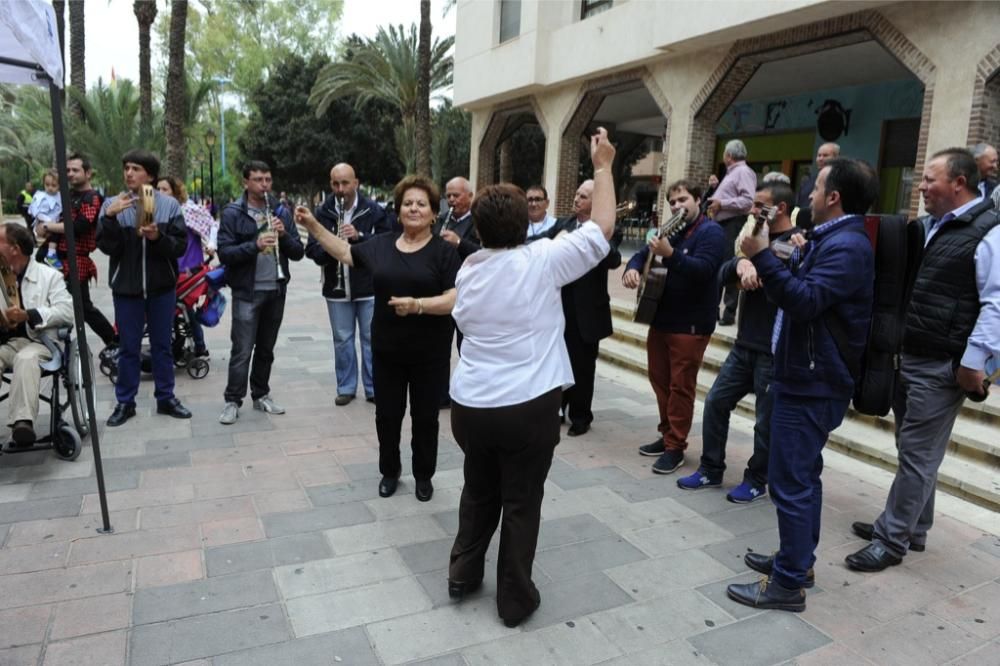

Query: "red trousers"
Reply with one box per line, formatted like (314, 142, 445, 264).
(646, 329, 711, 452)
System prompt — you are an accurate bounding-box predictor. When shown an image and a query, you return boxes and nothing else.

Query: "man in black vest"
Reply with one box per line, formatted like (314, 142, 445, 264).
(556, 179, 621, 436)
(846, 148, 1000, 572)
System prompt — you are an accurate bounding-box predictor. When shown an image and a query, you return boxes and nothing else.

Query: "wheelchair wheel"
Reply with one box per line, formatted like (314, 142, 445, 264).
(187, 358, 210, 379)
(53, 423, 82, 461)
(66, 342, 94, 438)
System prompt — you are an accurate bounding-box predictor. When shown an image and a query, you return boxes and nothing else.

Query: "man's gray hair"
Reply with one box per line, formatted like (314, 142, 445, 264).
(724, 139, 748, 161)
(971, 143, 995, 159)
(762, 171, 791, 185)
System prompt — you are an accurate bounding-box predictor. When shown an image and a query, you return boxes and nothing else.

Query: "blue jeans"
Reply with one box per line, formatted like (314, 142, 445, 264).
(768, 391, 848, 589)
(700, 345, 773, 486)
(113, 290, 176, 405)
(326, 299, 374, 398)
(224, 290, 284, 406)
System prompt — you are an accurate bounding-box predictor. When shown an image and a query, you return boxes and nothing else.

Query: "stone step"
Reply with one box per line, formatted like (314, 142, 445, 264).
(599, 326, 1000, 512)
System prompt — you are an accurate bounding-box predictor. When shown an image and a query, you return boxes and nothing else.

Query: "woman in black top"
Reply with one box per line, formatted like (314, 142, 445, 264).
(296, 175, 460, 502)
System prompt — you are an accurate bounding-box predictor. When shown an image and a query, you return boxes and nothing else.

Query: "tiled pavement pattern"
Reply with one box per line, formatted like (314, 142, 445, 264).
(1, 252, 999, 665)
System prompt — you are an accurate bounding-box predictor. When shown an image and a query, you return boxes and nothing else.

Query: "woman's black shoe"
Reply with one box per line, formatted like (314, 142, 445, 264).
(106, 403, 136, 427)
(378, 476, 399, 498)
(447, 579, 481, 600)
(415, 479, 434, 502)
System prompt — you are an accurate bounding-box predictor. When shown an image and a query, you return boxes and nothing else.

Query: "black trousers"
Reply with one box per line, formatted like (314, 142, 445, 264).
(77, 279, 117, 346)
(718, 216, 743, 320)
(562, 316, 599, 428)
(224, 289, 285, 406)
(373, 351, 449, 481)
(449, 388, 561, 622)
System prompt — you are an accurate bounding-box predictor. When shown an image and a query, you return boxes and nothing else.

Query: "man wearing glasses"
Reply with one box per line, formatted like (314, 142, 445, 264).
(526, 185, 557, 242)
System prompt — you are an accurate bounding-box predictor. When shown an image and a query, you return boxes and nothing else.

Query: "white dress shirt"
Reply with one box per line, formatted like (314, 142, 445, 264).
(450, 221, 611, 408)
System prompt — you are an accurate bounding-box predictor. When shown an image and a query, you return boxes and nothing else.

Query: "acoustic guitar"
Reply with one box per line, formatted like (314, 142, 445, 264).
(633, 208, 691, 325)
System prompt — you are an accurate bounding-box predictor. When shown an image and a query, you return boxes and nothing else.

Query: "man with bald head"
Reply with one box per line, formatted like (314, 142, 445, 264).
(436, 176, 480, 258)
(306, 162, 393, 406)
(550, 179, 621, 435)
(797, 142, 840, 209)
(972, 143, 998, 201)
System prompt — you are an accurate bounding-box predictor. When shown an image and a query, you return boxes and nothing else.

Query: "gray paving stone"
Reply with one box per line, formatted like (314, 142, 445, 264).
(548, 463, 635, 492)
(275, 549, 411, 599)
(701, 529, 780, 573)
(132, 570, 278, 624)
(26, 472, 139, 500)
(191, 415, 275, 437)
(524, 573, 635, 630)
(433, 509, 460, 536)
(0, 523, 9, 546)
(972, 534, 1000, 559)
(145, 433, 236, 454)
(262, 502, 375, 538)
(286, 576, 433, 636)
(129, 604, 291, 666)
(306, 481, 382, 506)
(398, 537, 458, 575)
(0, 496, 82, 523)
(537, 513, 616, 551)
(410, 654, 468, 666)
(708, 503, 778, 537)
(687, 608, 831, 666)
(606, 476, 682, 503)
(205, 532, 333, 577)
(100, 451, 191, 474)
(534, 536, 648, 581)
(342, 462, 382, 482)
(673, 487, 749, 515)
(213, 626, 380, 666)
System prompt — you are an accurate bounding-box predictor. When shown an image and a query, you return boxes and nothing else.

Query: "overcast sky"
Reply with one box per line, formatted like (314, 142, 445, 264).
(80, 0, 457, 88)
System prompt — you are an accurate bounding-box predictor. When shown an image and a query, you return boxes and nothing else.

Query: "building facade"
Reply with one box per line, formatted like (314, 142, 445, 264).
(454, 0, 1000, 217)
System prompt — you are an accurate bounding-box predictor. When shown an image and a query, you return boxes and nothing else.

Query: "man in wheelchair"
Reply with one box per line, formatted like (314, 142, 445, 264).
(0, 222, 74, 446)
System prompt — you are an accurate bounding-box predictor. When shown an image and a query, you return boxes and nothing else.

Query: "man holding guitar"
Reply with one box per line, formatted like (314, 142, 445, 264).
(623, 180, 725, 474)
(676, 182, 802, 502)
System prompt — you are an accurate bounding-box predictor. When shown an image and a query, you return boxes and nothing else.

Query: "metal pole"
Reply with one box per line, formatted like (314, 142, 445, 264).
(200, 162, 205, 201)
(209, 150, 215, 219)
(220, 106, 226, 179)
(48, 81, 113, 534)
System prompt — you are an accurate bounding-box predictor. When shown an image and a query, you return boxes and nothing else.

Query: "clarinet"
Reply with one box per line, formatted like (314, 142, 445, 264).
(263, 194, 286, 281)
(332, 195, 347, 297)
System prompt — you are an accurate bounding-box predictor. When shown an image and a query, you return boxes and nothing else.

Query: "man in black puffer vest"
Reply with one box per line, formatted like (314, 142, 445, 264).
(847, 148, 1000, 572)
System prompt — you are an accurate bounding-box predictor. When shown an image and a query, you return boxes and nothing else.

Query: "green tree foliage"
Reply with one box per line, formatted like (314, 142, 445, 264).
(238, 53, 403, 197)
(309, 25, 453, 173)
(66, 80, 164, 190)
(431, 99, 470, 185)
(0, 85, 53, 179)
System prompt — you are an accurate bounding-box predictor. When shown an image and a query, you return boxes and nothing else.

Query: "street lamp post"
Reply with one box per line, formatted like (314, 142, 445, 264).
(212, 76, 233, 178)
(206, 129, 217, 218)
(198, 155, 206, 202)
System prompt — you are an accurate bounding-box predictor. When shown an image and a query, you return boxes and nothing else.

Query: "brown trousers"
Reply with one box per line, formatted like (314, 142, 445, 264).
(646, 329, 711, 452)
(449, 388, 561, 623)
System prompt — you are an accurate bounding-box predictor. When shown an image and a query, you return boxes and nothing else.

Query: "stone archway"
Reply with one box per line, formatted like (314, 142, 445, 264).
(556, 68, 671, 217)
(687, 9, 936, 214)
(475, 97, 548, 189)
(967, 44, 1000, 147)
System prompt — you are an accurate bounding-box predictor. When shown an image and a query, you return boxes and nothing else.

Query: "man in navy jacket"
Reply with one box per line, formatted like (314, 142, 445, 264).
(727, 158, 876, 612)
(623, 180, 725, 475)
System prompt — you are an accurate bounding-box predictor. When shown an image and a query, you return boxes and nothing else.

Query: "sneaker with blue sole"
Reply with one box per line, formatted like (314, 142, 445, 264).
(727, 480, 767, 503)
(677, 470, 722, 490)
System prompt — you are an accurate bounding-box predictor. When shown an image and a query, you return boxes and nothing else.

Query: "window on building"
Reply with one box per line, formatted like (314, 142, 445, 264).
(581, 0, 613, 20)
(499, 0, 521, 43)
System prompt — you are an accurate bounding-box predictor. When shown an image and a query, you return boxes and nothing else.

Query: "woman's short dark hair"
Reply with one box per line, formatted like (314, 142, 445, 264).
(393, 175, 440, 216)
(471, 184, 528, 249)
(121, 148, 160, 181)
(158, 176, 188, 203)
(3, 222, 35, 257)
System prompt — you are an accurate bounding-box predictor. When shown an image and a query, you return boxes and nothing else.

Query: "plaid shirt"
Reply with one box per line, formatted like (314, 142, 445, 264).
(56, 189, 101, 282)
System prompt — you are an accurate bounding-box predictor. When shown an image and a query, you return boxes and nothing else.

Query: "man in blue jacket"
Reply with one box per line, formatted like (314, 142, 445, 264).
(306, 163, 393, 406)
(623, 180, 725, 474)
(217, 161, 305, 425)
(727, 158, 877, 612)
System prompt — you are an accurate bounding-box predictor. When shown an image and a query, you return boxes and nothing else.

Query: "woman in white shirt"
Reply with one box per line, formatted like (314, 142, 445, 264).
(447, 128, 618, 628)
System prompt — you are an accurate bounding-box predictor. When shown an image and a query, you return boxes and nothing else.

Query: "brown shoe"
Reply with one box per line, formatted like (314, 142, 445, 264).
(11, 420, 36, 447)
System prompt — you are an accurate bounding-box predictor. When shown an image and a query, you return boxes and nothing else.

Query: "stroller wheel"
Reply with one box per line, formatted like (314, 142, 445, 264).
(188, 358, 210, 379)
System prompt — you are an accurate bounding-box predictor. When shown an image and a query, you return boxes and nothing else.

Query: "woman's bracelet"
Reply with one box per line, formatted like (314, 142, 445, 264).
(417, 298, 424, 315)
(594, 168, 608, 175)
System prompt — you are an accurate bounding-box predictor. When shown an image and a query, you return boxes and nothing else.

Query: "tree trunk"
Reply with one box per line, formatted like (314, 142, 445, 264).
(415, 0, 432, 176)
(68, 0, 84, 118)
(164, 1, 189, 180)
(134, 0, 158, 141)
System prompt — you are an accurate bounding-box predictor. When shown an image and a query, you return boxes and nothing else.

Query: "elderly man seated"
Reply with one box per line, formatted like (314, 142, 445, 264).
(0, 222, 74, 446)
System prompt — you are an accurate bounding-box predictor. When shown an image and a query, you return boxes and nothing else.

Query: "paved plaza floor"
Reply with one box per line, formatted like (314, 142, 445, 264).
(1, 255, 999, 665)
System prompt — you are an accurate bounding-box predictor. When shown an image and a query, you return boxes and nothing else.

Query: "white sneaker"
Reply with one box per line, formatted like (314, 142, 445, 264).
(253, 395, 285, 414)
(219, 402, 239, 425)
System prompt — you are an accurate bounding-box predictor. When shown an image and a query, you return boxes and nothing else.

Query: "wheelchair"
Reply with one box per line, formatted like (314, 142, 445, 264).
(0, 328, 93, 461)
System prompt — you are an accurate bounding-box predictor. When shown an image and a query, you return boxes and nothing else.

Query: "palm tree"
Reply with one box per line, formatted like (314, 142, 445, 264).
(309, 25, 453, 175)
(68, 0, 85, 118)
(164, 0, 189, 179)
(134, 0, 158, 140)
(415, 0, 432, 176)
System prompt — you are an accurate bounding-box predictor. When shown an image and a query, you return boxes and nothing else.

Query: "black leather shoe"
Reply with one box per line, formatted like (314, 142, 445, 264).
(415, 479, 434, 502)
(845, 542, 903, 572)
(10, 420, 36, 447)
(744, 552, 815, 588)
(448, 579, 482, 600)
(567, 422, 590, 437)
(727, 578, 805, 612)
(502, 598, 540, 628)
(156, 398, 192, 419)
(378, 476, 399, 498)
(851, 521, 925, 552)
(106, 403, 136, 427)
